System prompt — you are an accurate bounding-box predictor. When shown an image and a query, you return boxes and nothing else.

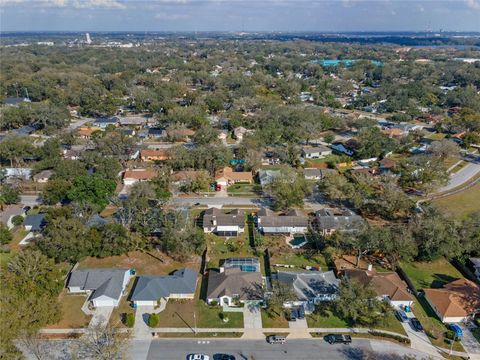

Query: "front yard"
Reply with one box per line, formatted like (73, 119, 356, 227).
(108, 280, 135, 328)
(401, 258, 463, 290)
(261, 309, 289, 328)
(45, 290, 92, 329)
(307, 309, 406, 336)
(156, 299, 244, 328)
(432, 182, 480, 219)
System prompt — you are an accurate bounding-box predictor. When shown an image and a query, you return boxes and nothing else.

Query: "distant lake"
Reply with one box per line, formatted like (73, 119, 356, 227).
(312, 59, 383, 67)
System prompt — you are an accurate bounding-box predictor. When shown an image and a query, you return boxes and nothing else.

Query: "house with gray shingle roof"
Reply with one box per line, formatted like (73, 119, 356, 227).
(256, 208, 309, 235)
(202, 208, 245, 236)
(313, 208, 364, 236)
(130, 268, 197, 306)
(24, 214, 46, 232)
(276, 270, 340, 312)
(67, 268, 131, 307)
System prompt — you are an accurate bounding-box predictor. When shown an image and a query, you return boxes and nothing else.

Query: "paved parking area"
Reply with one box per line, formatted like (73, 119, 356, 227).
(459, 324, 480, 359)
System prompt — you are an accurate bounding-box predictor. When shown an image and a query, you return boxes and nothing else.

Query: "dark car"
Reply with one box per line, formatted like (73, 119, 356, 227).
(287, 309, 297, 321)
(213, 355, 236, 360)
(295, 306, 305, 319)
(395, 309, 409, 323)
(324, 334, 352, 345)
(410, 318, 424, 332)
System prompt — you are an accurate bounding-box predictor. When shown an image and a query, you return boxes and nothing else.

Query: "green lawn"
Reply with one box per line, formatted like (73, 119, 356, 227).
(401, 258, 463, 290)
(261, 309, 289, 328)
(109, 280, 135, 328)
(306, 310, 405, 335)
(227, 183, 262, 193)
(432, 183, 480, 219)
(156, 300, 244, 328)
(271, 251, 328, 272)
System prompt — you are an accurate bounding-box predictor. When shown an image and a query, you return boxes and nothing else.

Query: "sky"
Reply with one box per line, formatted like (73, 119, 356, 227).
(1, 0, 479, 32)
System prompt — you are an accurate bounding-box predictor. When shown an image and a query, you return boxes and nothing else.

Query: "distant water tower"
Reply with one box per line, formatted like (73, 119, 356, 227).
(86, 33, 92, 44)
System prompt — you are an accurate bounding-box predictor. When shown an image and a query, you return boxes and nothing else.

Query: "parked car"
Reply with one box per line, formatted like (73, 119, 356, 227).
(213, 355, 235, 360)
(449, 324, 463, 338)
(266, 335, 286, 344)
(324, 334, 352, 345)
(296, 306, 305, 319)
(410, 318, 424, 332)
(187, 355, 210, 360)
(395, 310, 409, 323)
(287, 309, 297, 321)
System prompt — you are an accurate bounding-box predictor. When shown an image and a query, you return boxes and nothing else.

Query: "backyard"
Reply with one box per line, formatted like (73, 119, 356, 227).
(400, 258, 463, 290)
(78, 250, 201, 276)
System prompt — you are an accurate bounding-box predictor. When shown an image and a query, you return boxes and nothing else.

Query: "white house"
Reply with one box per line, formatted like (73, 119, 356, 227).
(202, 208, 245, 237)
(256, 208, 309, 235)
(301, 145, 332, 159)
(67, 269, 131, 308)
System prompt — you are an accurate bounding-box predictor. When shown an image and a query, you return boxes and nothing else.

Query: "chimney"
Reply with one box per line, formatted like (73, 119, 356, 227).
(212, 218, 217, 226)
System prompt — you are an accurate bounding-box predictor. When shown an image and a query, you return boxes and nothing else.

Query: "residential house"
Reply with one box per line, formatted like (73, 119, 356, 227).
(118, 116, 149, 127)
(256, 208, 309, 235)
(233, 126, 254, 141)
(214, 167, 253, 187)
(330, 143, 355, 156)
(167, 128, 195, 142)
(86, 214, 109, 228)
(123, 169, 157, 186)
(94, 116, 119, 129)
(130, 268, 198, 306)
(379, 158, 397, 174)
(342, 269, 414, 308)
(67, 268, 131, 308)
(33, 170, 54, 183)
(13, 125, 38, 136)
(383, 128, 405, 138)
(301, 145, 332, 159)
(206, 267, 263, 306)
(77, 127, 97, 139)
(147, 128, 167, 139)
(303, 168, 336, 181)
(24, 214, 46, 233)
(202, 208, 245, 236)
(469, 258, 480, 281)
(257, 169, 282, 187)
(2, 97, 31, 107)
(276, 271, 340, 312)
(140, 149, 169, 162)
(313, 208, 364, 236)
(423, 279, 480, 323)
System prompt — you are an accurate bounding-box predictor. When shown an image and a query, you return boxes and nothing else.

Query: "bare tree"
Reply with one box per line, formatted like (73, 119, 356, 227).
(71, 323, 129, 360)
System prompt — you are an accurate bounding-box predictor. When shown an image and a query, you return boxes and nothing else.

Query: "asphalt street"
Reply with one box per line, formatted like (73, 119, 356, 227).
(144, 338, 434, 360)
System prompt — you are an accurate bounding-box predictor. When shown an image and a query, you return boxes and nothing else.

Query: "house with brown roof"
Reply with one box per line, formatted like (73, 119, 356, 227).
(206, 267, 263, 306)
(383, 128, 405, 138)
(424, 279, 480, 323)
(214, 167, 253, 187)
(202, 208, 245, 237)
(77, 127, 98, 139)
(123, 169, 157, 186)
(140, 149, 170, 162)
(342, 269, 414, 308)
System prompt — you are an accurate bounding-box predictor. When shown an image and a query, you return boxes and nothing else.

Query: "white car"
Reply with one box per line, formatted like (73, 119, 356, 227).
(187, 354, 210, 360)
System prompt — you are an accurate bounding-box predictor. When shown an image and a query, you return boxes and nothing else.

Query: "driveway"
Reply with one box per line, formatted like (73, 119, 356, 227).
(288, 318, 311, 339)
(459, 324, 480, 359)
(88, 306, 114, 329)
(401, 321, 440, 358)
(134, 305, 155, 339)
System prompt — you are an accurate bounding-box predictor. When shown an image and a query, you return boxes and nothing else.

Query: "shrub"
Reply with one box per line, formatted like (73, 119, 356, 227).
(124, 313, 135, 328)
(368, 331, 411, 344)
(209, 300, 218, 307)
(148, 313, 159, 328)
(11, 215, 24, 226)
(445, 330, 455, 340)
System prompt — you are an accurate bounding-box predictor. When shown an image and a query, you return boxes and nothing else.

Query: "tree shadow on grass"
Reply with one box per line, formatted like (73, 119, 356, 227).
(430, 273, 459, 289)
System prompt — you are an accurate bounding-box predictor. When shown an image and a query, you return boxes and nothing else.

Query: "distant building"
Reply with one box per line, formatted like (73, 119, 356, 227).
(2, 97, 31, 107)
(257, 169, 282, 187)
(214, 167, 253, 187)
(122, 169, 157, 186)
(140, 149, 169, 162)
(94, 116, 119, 129)
(301, 145, 332, 159)
(303, 168, 336, 181)
(32, 170, 54, 183)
